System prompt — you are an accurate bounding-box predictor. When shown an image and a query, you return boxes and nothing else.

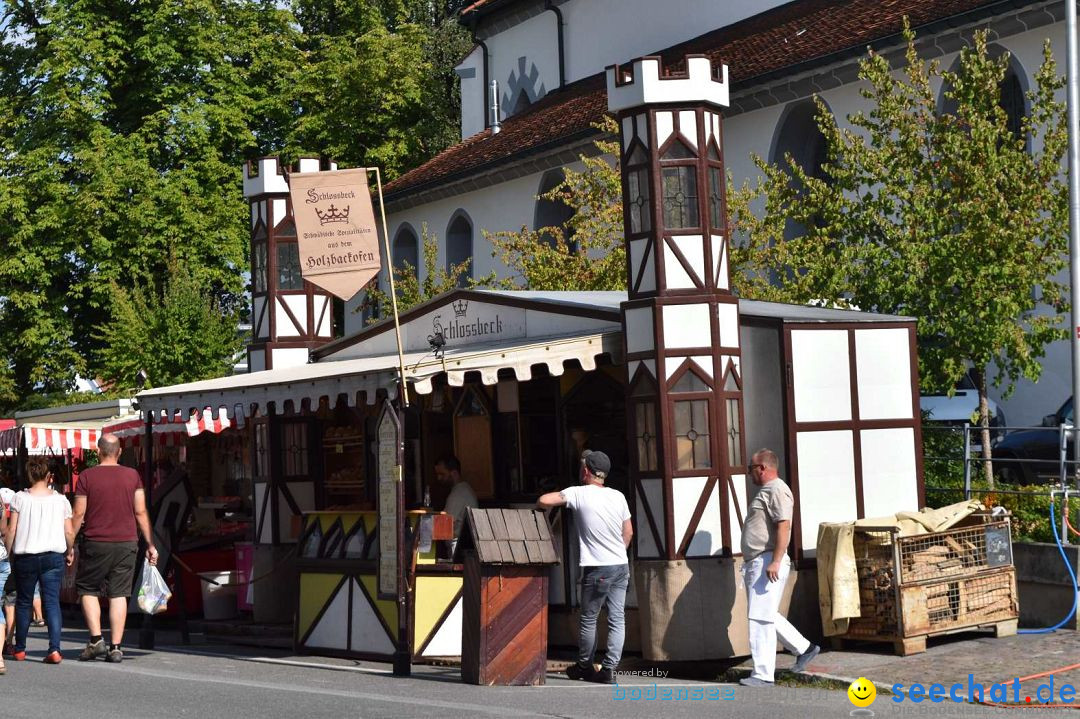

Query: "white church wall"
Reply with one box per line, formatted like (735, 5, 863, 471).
(456, 45, 486, 140)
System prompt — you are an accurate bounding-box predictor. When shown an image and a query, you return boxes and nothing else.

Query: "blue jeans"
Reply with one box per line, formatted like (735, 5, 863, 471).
(14, 552, 64, 653)
(0, 559, 9, 626)
(578, 564, 629, 670)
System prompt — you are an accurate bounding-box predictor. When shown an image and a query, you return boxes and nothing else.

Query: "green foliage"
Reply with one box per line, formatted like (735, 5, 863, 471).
(286, 0, 472, 176)
(485, 118, 627, 291)
(0, 0, 470, 411)
(362, 225, 494, 321)
(95, 258, 245, 389)
(729, 25, 1069, 487)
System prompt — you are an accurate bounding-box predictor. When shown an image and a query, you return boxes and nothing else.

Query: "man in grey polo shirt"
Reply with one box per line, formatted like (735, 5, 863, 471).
(740, 448, 819, 687)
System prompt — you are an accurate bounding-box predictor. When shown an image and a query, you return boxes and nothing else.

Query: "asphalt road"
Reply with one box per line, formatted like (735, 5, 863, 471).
(1, 627, 1075, 718)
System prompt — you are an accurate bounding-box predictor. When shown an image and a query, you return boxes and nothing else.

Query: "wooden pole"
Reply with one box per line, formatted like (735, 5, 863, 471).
(370, 167, 410, 408)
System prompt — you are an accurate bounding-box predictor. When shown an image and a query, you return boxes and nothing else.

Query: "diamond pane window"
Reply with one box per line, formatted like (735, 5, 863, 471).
(634, 402, 658, 472)
(674, 399, 710, 469)
(709, 167, 724, 229)
(253, 243, 267, 293)
(662, 166, 699, 229)
(278, 242, 303, 290)
(726, 398, 743, 467)
(628, 167, 651, 234)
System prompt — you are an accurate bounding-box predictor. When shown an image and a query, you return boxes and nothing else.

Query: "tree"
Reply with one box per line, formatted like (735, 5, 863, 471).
(0, 0, 301, 408)
(286, 0, 472, 176)
(362, 224, 490, 321)
(485, 118, 626, 291)
(728, 25, 1069, 486)
(96, 258, 245, 389)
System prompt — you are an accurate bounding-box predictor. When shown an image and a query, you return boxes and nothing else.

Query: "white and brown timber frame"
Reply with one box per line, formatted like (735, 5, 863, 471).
(244, 156, 337, 373)
(608, 56, 744, 560)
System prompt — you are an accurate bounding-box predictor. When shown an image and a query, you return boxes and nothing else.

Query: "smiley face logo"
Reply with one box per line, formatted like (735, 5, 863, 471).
(848, 677, 877, 707)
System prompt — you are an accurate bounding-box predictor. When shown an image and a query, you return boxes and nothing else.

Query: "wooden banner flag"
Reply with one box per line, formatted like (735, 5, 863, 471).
(288, 167, 381, 300)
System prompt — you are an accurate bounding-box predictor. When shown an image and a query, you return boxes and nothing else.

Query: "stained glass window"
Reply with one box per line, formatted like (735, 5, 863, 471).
(634, 402, 658, 472)
(674, 399, 710, 469)
(253, 243, 267, 293)
(726, 398, 742, 467)
(278, 242, 303, 290)
(709, 167, 724, 229)
(628, 167, 651, 234)
(662, 166, 699, 229)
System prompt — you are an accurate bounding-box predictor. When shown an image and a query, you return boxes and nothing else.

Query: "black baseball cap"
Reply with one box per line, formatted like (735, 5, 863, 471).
(581, 450, 611, 479)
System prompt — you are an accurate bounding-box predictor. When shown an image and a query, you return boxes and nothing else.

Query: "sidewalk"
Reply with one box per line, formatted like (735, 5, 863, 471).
(795, 629, 1080, 700)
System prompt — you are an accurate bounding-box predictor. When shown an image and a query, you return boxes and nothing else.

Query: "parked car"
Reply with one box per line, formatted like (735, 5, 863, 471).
(991, 397, 1073, 484)
(920, 371, 1006, 446)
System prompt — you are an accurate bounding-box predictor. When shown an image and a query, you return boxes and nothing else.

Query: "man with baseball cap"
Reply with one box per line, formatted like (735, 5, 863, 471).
(537, 449, 632, 684)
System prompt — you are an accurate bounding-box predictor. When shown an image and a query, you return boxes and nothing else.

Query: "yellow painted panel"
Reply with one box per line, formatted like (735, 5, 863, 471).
(357, 573, 398, 628)
(413, 576, 463, 648)
(298, 573, 345, 639)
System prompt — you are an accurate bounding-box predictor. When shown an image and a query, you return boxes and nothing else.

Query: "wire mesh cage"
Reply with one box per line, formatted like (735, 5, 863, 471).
(839, 514, 1018, 654)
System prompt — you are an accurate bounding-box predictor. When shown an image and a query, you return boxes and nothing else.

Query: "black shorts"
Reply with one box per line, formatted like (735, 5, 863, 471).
(76, 541, 138, 598)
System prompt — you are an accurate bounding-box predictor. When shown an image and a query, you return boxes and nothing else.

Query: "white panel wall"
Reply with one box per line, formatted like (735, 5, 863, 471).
(636, 478, 664, 558)
(272, 347, 311, 369)
(860, 428, 919, 519)
(791, 330, 851, 423)
(662, 304, 710, 349)
(855, 328, 913, 420)
(728, 473, 748, 554)
(795, 430, 858, 554)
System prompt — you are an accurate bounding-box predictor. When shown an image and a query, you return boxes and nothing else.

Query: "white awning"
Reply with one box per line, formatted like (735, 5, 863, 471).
(138, 330, 622, 421)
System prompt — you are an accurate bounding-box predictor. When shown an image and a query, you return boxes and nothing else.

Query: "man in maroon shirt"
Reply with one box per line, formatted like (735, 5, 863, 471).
(71, 433, 157, 663)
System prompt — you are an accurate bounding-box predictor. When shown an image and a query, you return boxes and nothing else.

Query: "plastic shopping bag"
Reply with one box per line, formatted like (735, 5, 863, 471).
(137, 562, 172, 615)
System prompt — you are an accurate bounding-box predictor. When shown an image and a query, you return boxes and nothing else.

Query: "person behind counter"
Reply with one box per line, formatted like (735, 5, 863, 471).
(433, 455, 478, 541)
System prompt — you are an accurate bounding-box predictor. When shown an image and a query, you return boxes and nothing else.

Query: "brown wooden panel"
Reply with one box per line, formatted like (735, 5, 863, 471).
(521, 513, 541, 541)
(483, 585, 544, 665)
(485, 613, 547, 685)
(537, 539, 558, 564)
(461, 555, 484, 685)
(488, 510, 509, 542)
(534, 513, 552, 542)
(508, 541, 529, 564)
(503, 510, 527, 541)
(523, 541, 543, 564)
(485, 573, 537, 619)
(471, 509, 495, 541)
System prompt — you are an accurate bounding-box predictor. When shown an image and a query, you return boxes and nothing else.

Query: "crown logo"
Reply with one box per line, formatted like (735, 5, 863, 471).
(315, 204, 350, 225)
(452, 299, 468, 318)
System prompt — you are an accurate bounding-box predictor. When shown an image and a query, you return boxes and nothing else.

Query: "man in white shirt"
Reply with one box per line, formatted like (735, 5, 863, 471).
(434, 456, 478, 541)
(538, 450, 631, 685)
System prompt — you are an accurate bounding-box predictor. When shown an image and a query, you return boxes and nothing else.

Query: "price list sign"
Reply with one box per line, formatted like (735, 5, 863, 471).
(377, 402, 403, 598)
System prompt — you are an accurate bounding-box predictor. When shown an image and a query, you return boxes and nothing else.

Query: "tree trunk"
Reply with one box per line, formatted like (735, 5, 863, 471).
(974, 367, 995, 490)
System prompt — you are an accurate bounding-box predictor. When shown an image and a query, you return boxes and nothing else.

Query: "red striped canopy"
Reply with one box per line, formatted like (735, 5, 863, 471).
(101, 408, 241, 447)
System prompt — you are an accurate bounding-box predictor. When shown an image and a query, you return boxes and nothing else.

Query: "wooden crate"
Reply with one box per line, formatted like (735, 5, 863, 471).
(836, 515, 1019, 655)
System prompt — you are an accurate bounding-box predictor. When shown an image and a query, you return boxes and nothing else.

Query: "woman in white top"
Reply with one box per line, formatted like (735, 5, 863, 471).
(2, 458, 74, 664)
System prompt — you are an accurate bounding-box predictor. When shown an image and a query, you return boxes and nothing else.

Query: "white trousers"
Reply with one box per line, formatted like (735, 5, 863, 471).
(743, 555, 811, 682)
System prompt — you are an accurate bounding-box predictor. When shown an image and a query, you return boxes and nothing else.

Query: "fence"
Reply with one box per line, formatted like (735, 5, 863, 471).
(922, 422, 1079, 544)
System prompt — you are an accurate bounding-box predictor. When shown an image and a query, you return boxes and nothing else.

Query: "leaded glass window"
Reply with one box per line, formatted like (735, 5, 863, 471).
(634, 402, 658, 472)
(278, 242, 303, 290)
(253, 243, 267, 293)
(662, 166, 699, 229)
(726, 398, 742, 467)
(627, 166, 651, 234)
(709, 167, 724, 229)
(674, 399, 710, 469)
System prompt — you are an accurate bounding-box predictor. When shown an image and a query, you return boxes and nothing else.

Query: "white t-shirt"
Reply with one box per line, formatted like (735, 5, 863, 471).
(0, 487, 14, 561)
(560, 484, 631, 566)
(444, 481, 479, 539)
(10, 490, 72, 555)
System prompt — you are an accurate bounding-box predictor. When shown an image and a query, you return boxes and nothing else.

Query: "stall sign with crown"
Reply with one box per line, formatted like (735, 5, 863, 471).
(288, 167, 381, 300)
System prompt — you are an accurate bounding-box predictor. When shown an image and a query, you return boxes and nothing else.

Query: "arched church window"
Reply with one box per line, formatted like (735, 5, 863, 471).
(393, 224, 419, 276)
(446, 212, 473, 287)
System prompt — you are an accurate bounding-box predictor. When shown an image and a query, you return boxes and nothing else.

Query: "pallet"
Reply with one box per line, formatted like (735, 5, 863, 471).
(831, 618, 1018, 656)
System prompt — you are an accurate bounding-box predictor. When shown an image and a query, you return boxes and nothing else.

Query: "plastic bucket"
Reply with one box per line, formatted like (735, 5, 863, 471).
(199, 571, 239, 621)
